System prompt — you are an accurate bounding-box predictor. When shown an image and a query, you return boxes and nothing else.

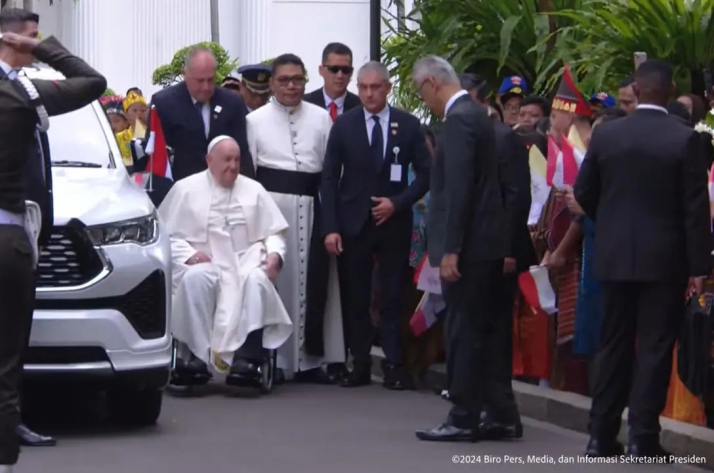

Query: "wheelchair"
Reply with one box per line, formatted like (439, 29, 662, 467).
(167, 338, 278, 395)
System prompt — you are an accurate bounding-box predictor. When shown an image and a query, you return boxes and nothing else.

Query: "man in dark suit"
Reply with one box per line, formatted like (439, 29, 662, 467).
(148, 47, 254, 181)
(459, 72, 533, 439)
(575, 60, 711, 458)
(304, 42, 360, 121)
(0, 30, 106, 473)
(411, 56, 514, 442)
(0, 8, 56, 449)
(322, 61, 430, 389)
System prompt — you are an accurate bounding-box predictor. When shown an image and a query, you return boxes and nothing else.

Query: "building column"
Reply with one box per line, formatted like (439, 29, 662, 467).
(235, 0, 270, 65)
(60, 0, 103, 71)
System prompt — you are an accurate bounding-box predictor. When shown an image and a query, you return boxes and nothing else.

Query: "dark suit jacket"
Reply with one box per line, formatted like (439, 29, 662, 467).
(427, 95, 507, 267)
(304, 87, 361, 114)
(149, 82, 253, 181)
(574, 108, 711, 282)
(495, 122, 535, 271)
(0, 37, 105, 245)
(321, 106, 430, 238)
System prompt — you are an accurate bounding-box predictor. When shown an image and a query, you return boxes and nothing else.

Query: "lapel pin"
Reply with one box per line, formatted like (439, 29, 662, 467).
(214, 105, 222, 114)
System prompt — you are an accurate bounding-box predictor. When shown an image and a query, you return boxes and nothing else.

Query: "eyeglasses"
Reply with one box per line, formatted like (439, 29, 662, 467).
(324, 65, 354, 75)
(275, 76, 306, 87)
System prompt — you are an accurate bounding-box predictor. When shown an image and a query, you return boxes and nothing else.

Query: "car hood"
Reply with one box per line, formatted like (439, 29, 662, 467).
(51, 167, 156, 226)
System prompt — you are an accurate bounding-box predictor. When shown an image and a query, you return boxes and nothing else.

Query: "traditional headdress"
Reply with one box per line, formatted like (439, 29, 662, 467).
(123, 91, 146, 112)
(552, 64, 591, 118)
(100, 95, 125, 117)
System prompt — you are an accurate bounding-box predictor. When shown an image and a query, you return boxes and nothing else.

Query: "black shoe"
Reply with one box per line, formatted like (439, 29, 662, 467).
(415, 423, 478, 442)
(17, 424, 56, 447)
(478, 420, 523, 440)
(176, 355, 210, 375)
(225, 358, 262, 387)
(340, 368, 371, 387)
(326, 363, 348, 383)
(294, 367, 336, 385)
(585, 437, 625, 457)
(382, 362, 415, 391)
(626, 439, 671, 460)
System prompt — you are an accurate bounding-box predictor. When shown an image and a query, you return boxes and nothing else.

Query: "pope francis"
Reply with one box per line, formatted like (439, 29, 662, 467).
(159, 135, 293, 386)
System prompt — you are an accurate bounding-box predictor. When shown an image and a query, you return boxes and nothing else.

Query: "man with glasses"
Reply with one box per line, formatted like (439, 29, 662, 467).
(305, 42, 360, 121)
(497, 76, 527, 127)
(247, 54, 346, 385)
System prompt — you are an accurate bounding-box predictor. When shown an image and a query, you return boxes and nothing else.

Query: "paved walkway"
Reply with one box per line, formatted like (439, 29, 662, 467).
(16, 383, 705, 473)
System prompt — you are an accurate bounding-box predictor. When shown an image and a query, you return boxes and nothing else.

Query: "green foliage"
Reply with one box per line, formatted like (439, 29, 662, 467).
(382, 0, 583, 122)
(151, 41, 238, 89)
(102, 88, 116, 97)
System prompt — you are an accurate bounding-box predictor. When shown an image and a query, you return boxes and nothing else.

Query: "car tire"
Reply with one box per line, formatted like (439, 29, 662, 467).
(107, 387, 163, 426)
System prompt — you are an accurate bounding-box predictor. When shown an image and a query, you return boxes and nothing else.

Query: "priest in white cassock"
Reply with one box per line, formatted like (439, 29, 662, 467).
(247, 53, 345, 384)
(159, 135, 293, 387)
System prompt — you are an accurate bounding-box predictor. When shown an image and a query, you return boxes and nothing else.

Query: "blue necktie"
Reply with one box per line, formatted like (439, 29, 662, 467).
(370, 115, 383, 169)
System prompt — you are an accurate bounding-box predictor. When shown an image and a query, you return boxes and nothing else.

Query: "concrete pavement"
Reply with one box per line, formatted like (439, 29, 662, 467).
(15, 382, 706, 473)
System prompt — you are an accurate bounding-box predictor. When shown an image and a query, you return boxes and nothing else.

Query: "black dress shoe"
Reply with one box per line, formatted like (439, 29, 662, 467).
(479, 420, 523, 440)
(294, 368, 336, 385)
(176, 355, 210, 375)
(415, 423, 478, 442)
(382, 363, 415, 391)
(585, 437, 624, 457)
(340, 369, 371, 387)
(225, 358, 262, 387)
(326, 363, 348, 383)
(17, 424, 56, 447)
(626, 440, 671, 460)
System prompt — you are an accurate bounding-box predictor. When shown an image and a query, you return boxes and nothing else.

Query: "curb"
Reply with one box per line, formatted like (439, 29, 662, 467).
(370, 350, 714, 469)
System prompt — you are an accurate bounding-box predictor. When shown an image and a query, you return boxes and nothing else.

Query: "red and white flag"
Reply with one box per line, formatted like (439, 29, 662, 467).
(409, 293, 445, 336)
(137, 106, 172, 185)
(518, 266, 557, 315)
(546, 135, 582, 188)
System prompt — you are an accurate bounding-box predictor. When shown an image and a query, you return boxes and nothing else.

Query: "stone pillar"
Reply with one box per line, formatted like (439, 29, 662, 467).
(235, 0, 270, 65)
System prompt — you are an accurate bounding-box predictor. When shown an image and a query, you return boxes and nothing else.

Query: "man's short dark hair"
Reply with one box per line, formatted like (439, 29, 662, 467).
(458, 73, 488, 102)
(634, 59, 673, 96)
(126, 87, 143, 96)
(618, 77, 634, 88)
(519, 94, 551, 116)
(592, 106, 627, 125)
(271, 53, 305, 76)
(0, 8, 39, 33)
(321, 42, 352, 64)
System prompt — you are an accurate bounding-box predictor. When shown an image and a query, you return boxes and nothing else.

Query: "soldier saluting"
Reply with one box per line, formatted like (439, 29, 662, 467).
(0, 30, 106, 473)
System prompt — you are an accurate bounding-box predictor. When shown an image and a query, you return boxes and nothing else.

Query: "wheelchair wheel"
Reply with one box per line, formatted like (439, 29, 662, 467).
(259, 350, 276, 394)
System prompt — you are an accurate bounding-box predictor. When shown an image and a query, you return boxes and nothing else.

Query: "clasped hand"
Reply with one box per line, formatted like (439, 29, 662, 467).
(263, 253, 282, 281)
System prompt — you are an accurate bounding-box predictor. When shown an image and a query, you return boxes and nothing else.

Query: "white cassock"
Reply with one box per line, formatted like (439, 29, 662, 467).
(247, 100, 345, 377)
(158, 170, 293, 371)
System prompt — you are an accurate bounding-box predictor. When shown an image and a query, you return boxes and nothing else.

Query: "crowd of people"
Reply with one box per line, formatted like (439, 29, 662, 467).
(1, 4, 714, 472)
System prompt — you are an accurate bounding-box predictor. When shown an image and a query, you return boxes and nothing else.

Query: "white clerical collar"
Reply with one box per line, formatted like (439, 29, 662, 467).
(272, 99, 302, 114)
(444, 90, 468, 116)
(324, 89, 346, 108)
(364, 105, 389, 122)
(636, 104, 668, 114)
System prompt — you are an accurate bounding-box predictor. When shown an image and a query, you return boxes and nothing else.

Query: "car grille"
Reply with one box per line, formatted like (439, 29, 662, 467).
(35, 270, 168, 340)
(35, 226, 105, 288)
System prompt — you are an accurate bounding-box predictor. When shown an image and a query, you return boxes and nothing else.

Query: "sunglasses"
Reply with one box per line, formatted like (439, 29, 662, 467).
(324, 65, 353, 75)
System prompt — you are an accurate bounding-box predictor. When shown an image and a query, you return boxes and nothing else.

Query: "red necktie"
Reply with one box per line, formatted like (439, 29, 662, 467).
(329, 102, 338, 122)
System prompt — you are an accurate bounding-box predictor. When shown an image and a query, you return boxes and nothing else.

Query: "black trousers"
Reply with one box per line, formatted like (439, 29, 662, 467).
(0, 225, 36, 465)
(340, 221, 411, 366)
(589, 280, 686, 441)
(443, 259, 517, 428)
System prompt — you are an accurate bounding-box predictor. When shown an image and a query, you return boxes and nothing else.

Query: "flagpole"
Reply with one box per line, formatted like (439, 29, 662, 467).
(148, 154, 154, 192)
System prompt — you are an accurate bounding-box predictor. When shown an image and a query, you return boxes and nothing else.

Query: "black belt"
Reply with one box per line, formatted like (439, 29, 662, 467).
(256, 167, 320, 197)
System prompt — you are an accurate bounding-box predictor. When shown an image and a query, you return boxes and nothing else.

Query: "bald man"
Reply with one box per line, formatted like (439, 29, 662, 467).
(159, 136, 292, 387)
(146, 47, 254, 185)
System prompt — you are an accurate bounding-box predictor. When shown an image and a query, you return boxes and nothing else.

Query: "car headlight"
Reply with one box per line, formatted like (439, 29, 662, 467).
(86, 213, 158, 246)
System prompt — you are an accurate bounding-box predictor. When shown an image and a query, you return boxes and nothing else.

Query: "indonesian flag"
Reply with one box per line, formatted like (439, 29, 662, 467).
(409, 292, 445, 336)
(708, 161, 714, 202)
(518, 266, 557, 315)
(135, 106, 172, 185)
(546, 135, 582, 188)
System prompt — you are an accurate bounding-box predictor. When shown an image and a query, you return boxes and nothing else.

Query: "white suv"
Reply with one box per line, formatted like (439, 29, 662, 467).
(22, 65, 172, 426)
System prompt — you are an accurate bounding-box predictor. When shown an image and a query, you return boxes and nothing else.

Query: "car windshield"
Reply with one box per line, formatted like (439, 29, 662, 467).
(48, 104, 116, 168)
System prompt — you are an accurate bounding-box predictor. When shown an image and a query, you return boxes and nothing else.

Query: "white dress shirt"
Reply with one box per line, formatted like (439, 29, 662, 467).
(636, 103, 668, 114)
(444, 89, 469, 117)
(364, 105, 390, 158)
(323, 89, 347, 116)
